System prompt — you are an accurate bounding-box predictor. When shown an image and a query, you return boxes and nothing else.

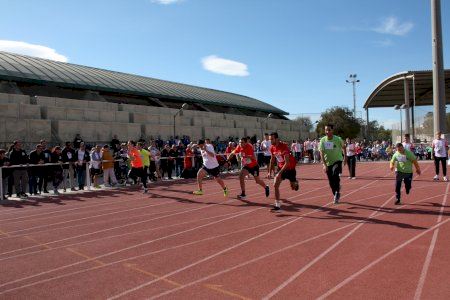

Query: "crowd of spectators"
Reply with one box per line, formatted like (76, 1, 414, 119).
(0, 132, 440, 201)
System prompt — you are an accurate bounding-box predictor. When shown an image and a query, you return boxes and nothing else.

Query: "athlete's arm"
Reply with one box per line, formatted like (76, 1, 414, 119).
(267, 154, 274, 178)
(413, 159, 421, 175)
(389, 157, 395, 172)
(320, 150, 327, 173)
(277, 154, 290, 175)
(341, 140, 347, 166)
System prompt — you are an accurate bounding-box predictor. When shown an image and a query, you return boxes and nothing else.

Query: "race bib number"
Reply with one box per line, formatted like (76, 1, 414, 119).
(397, 154, 407, 162)
(324, 142, 334, 150)
(67, 153, 72, 159)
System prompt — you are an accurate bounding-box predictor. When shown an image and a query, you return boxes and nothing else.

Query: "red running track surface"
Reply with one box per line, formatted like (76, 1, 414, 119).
(0, 162, 449, 299)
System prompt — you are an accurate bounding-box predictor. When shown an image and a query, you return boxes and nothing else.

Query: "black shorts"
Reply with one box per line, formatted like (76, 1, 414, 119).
(202, 166, 220, 177)
(280, 169, 297, 182)
(243, 165, 260, 177)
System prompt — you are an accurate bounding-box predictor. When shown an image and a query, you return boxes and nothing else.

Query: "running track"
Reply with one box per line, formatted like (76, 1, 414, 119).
(0, 162, 448, 299)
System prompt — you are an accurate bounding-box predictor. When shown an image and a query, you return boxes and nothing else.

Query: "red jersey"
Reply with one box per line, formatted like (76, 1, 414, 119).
(270, 142, 296, 170)
(129, 148, 143, 168)
(184, 148, 193, 169)
(234, 143, 257, 168)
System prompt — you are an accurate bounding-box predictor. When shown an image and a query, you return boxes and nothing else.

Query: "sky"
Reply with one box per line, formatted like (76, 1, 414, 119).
(0, 0, 448, 128)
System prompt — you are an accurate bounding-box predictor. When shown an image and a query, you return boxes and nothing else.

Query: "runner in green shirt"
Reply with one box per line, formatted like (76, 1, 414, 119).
(319, 124, 346, 204)
(137, 142, 150, 188)
(390, 143, 421, 205)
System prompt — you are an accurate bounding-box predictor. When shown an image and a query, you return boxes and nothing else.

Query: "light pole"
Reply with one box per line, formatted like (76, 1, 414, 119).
(346, 74, 360, 118)
(260, 113, 273, 139)
(394, 104, 407, 141)
(173, 103, 188, 139)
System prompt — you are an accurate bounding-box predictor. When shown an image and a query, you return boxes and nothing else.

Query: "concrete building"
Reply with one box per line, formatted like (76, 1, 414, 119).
(0, 51, 299, 147)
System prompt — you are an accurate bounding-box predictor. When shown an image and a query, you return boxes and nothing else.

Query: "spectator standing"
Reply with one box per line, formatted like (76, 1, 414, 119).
(40, 140, 52, 193)
(0, 149, 11, 201)
(28, 144, 46, 195)
(8, 141, 29, 198)
(111, 135, 120, 153)
(75, 142, 90, 190)
(101, 145, 118, 186)
(90, 145, 102, 188)
(73, 134, 83, 149)
(50, 146, 64, 195)
(148, 141, 160, 181)
(62, 142, 76, 191)
(175, 142, 184, 178)
(168, 145, 177, 179)
(160, 144, 170, 179)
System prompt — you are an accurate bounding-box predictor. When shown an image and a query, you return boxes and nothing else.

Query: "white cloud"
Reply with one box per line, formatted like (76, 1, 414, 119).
(201, 55, 249, 77)
(373, 16, 413, 36)
(329, 16, 413, 37)
(151, 0, 183, 4)
(0, 40, 68, 62)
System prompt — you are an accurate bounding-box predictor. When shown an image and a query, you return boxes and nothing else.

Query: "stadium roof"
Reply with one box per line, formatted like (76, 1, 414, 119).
(364, 69, 450, 109)
(0, 51, 287, 115)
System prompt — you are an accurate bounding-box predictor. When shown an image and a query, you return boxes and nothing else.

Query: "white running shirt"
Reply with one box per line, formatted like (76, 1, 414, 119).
(202, 144, 219, 169)
(261, 140, 272, 156)
(432, 139, 448, 158)
(346, 143, 356, 156)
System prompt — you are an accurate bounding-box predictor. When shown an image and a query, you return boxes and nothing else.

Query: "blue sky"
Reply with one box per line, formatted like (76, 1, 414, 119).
(0, 0, 448, 127)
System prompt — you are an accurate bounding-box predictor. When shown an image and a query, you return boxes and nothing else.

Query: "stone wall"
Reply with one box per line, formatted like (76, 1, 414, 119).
(0, 93, 300, 146)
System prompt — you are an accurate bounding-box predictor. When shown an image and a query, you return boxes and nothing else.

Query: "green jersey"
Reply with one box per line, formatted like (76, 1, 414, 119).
(139, 149, 150, 167)
(391, 149, 416, 174)
(319, 135, 344, 166)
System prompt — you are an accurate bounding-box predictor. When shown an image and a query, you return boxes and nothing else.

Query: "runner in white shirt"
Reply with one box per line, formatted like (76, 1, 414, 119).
(261, 133, 272, 170)
(402, 134, 415, 152)
(193, 139, 228, 196)
(346, 138, 356, 179)
(431, 131, 448, 181)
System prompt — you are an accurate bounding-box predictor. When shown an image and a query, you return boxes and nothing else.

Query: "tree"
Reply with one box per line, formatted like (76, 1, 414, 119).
(361, 120, 392, 141)
(316, 106, 361, 138)
(291, 116, 313, 139)
(416, 111, 450, 136)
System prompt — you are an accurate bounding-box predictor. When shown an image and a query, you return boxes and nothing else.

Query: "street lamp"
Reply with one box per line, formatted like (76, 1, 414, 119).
(173, 103, 188, 139)
(394, 104, 407, 140)
(260, 113, 273, 139)
(346, 74, 360, 118)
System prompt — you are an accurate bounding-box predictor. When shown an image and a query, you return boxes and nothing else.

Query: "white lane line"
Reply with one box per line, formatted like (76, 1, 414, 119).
(413, 182, 449, 300)
(0, 184, 245, 239)
(0, 207, 261, 293)
(147, 192, 446, 300)
(107, 172, 389, 300)
(0, 165, 387, 294)
(316, 219, 450, 300)
(0, 182, 327, 258)
(262, 196, 393, 299)
(0, 183, 341, 295)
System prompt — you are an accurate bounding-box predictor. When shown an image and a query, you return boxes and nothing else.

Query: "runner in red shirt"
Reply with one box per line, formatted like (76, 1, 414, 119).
(227, 137, 269, 200)
(127, 140, 148, 193)
(268, 132, 299, 211)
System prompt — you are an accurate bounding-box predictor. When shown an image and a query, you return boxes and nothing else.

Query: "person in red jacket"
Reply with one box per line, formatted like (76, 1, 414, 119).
(268, 132, 299, 211)
(227, 137, 269, 200)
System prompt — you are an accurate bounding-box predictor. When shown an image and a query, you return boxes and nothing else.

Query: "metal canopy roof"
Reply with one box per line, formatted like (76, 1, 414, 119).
(0, 51, 287, 115)
(364, 70, 450, 109)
